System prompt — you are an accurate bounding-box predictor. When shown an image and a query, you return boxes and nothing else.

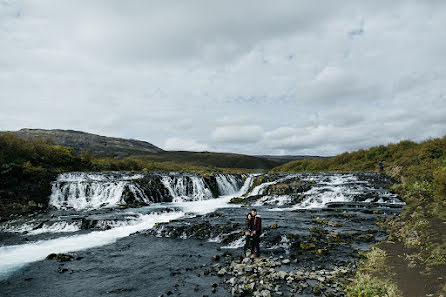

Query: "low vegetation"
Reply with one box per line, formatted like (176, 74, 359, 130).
(272, 136, 446, 296)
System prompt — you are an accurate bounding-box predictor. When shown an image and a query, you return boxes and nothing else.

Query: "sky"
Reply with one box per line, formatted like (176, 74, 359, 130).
(0, 0, 445, 156)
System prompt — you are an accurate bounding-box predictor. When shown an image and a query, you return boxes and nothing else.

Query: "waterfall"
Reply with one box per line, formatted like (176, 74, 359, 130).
(247, 175, 298, 196)
(49, 172, 150, 210)
(49, 172, 245, 209)
(215, 174, 241, 195)
(160, 175, 214, 202)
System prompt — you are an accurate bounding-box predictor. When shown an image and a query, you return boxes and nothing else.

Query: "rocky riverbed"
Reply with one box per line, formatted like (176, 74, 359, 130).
(0, 172, 403, 296)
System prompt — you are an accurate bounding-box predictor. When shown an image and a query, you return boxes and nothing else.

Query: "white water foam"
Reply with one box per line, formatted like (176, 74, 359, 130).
(0, 211, 184, 280)
(221, 235, 245, 249)
(50, 174, 150, 210)
(173, 175, 254, 215)
(215, 174, 240, 195)
(160, 175, 214, 202)
(27, 222, 81, 235)
(248, 175, 298, 196)
(253, 195, 293, 206)
(267, 174, 387, 211)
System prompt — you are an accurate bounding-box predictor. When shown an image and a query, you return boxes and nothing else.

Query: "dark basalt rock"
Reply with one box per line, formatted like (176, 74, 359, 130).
(46, 253, 73, 262)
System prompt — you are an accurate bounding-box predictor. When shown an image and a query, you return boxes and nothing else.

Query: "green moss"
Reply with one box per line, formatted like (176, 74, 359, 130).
(229, 197, 245, 203)
(300, 242, 316, 250)
(153, 222, 168, 228)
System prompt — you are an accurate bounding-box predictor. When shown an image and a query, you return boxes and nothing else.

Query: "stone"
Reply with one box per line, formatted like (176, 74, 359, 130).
(217, 268, 227, 276)
(281, 259, 290, 265)
(278, 271, 288, 279)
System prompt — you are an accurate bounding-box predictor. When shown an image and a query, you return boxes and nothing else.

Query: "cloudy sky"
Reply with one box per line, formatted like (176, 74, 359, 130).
(1, 1, 445, 156)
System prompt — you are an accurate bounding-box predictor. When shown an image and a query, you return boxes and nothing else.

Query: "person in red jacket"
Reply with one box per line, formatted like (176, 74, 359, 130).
(250, 209, 261, 258)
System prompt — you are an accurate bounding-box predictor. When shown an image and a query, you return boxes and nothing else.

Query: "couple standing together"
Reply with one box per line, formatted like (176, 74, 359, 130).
(243, 209, 262, 258)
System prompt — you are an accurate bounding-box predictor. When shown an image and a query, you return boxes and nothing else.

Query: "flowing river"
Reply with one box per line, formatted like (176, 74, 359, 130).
(0, 172, 403, 296)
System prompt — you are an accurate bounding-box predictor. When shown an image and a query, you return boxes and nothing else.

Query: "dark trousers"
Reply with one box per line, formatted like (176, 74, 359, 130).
(243, 235, 252, 254)
(252, 235, 260, 255)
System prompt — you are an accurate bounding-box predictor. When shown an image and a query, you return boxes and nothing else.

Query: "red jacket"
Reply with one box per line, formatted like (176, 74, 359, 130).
(251, 216, 262, 235)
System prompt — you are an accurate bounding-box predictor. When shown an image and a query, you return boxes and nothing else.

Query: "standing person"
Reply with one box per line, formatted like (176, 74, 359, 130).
(243, 213, 253, 256)
(379, 161, 384, 172)
(250, 209, 262, 258)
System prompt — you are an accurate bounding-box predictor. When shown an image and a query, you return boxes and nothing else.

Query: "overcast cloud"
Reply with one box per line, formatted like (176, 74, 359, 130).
(1, 0, 445, 155)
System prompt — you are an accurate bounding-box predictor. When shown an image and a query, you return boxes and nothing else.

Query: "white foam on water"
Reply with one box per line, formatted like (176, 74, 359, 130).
(160, 175, 214, 202)
(0, 211, 184, 280)
(253, 195, 293, 206)
(248, 175, 298, 197)
(27, 221, 81, 235)
(173, 175, 254, 215)
(249, 181, 276, 196)
(221, 235, 245, 249)
(215, 174, 240, 195)
(208, 235, 223, 243)
(268, 174, 367, 211)
(0, 223, 35, 234)
(50, 180, 150, 210)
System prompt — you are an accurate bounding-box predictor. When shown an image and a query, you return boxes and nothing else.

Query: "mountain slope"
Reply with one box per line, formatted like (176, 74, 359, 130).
(5, 129, 279, 169)
(6, 129, 163, 158)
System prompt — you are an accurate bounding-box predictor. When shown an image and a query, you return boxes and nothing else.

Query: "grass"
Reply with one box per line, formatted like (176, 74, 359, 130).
(345, 272, 401, 297)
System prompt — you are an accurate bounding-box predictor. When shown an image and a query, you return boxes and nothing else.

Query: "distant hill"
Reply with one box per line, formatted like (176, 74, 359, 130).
(254, 155, 332, 165)
(5, 129, 280, 170)
(132, 151, 279, 170)
(6, 129, 164, 158)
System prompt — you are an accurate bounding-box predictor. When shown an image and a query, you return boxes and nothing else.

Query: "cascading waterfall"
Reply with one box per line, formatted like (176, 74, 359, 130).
(215, 174, 241, 195)
(160, 175, 214, 202)
(49, 173, 151, 210)
(49, 172, 245, 209)
(248, 175, 298, 196)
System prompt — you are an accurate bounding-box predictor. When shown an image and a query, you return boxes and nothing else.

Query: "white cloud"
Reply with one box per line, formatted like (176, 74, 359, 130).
(0, 1, 445, 156)
(164, 137, 211, 152)
(211, 125, 264, 143)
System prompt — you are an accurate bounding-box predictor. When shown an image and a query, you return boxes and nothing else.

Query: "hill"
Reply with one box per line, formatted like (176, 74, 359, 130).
(131, 151, 279, 170)
(6, 128, 164, 158)
(254, 154, 331, 165)
(5, 129, 279, 170)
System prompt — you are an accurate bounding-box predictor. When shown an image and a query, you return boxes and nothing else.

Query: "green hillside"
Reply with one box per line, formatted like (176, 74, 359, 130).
(130, 151, 279, 170)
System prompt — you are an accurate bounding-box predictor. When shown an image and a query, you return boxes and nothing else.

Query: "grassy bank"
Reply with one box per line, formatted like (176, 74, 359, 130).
(0, 133, 255, 218)
(272, 136, 446, 296)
